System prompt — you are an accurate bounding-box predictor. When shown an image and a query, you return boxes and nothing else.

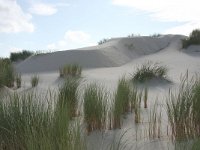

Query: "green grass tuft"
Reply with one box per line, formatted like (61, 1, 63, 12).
(83, 83, 107, 133)
(0, 92, 86, 150)
(31, 75, 39, 87)
(58, 77, 80, 119)
(166, 74, 200, 141)
(59, 64, 82, 78)
(132, 62, 168, 83)
(15, 73, 22, 88)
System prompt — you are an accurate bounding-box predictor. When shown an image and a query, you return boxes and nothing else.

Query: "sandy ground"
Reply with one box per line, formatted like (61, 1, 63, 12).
(14, 35, 200, 150)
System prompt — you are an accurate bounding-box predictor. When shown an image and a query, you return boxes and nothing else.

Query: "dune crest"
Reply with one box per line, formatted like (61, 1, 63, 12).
(16, 35, 183, 73)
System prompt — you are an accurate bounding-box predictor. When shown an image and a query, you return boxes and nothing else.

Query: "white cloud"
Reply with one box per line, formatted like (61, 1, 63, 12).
(29, 2, 57, 16)
(10, 47, 23, 53)
(0, 0, 34, 33)
(112, 0, 200, 35)
(47, 30, 96, 50)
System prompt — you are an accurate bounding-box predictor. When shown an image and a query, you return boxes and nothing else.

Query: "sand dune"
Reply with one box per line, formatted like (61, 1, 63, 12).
(16, 35, 183, 74)
(12, 34, 200, 150)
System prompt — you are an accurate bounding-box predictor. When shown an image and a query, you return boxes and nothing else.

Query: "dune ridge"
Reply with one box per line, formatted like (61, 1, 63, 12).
(16, 35, 184, 73)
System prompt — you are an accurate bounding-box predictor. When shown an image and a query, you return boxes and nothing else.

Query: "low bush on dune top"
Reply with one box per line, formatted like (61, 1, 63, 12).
(182, 29, 200, 49)
(132, 62, 168, 83)
(10, 50, 33, 62)
(59, 64, 82, 78)
(98, 38, 109, 45)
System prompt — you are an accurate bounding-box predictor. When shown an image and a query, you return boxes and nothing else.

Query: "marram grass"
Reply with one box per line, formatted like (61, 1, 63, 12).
(83, 83, 107, 133)
(59, 64, 82, 78)
(166, 74, 200, 141)
(58, 77, 80, 118)
(112, 77, 131, 129)
(0, 92, 86, 150)
(31, 75, 39, 87)
(132, 62, 168, 83)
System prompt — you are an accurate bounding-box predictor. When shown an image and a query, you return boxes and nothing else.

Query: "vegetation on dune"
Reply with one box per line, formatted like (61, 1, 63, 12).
(143, 86, 148, 108)
(31, 75, 39, 87)
(112, 77, 131, 129)
(132, 62, 168, 83)
(0, 58, 15, 88)
(182, 29, 200, 48)
(166, 74, 200, 141)
(148, 102, 162, 139)
(83, 84, 107, 133)
(133, 91, 142, 124)
(0, 92, 86, 150)
(98, 38, 109, 45)
(59, 64, 82, 78)
(150, 33, 162, 38)
(15, 73, 22, 88)
(127, 33, 141, 37)
(58, 77, 80, 119)
(10, 50, 33, 62)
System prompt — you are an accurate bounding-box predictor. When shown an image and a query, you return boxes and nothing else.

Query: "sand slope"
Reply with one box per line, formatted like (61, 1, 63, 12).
(13, 34, 200, 150)
(16, 35, 183, 74)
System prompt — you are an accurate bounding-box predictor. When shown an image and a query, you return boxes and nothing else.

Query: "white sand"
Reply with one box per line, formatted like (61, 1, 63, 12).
(14, 34, 200, 150)
(16, 35, 178, 74)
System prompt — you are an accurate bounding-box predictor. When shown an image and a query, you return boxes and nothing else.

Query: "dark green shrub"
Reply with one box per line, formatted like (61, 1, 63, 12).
(10, 50, 33, 62)
(0, 58, 15, 88)
(98, 38, 109, 45)
(182, 29, 200, 48)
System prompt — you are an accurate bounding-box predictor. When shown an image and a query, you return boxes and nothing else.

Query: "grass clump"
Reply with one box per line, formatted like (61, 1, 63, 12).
(59, 64, 82, 78)
(58, 77, 80, 118)
(133, 91, 142, 124)
(182, 29, 200, 48)
(144, 87, 148, 108)
(0, 92, 86, 150)
(15, 73, 22, 88)
(83, 84, 107, 133)
(0, 58, 15, 88)
(132, 62, 168, 83)
(166, 74, 200, 141)
(31, 75, 39, 87)
(148, 102, 162, 139)
(112, 77, 131, 129)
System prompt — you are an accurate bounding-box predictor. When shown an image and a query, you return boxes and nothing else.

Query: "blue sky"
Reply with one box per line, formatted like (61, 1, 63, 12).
(0, 0, 199, 57)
